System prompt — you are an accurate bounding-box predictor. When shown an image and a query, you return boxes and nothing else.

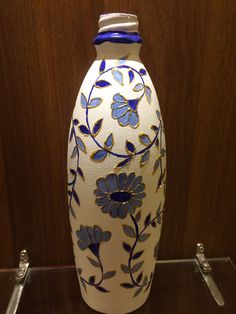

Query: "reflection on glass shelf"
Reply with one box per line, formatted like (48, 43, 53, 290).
(1, 259, 235, 314)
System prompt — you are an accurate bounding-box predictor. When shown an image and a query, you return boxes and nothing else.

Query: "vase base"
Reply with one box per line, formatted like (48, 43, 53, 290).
(80, 288, 150, 314)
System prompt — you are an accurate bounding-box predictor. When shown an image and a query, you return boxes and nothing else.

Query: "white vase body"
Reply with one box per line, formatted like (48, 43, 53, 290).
(67, 14, 166, 314)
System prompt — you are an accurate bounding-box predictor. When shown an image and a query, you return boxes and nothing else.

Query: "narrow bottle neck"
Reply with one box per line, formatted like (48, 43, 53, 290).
(95, 42, 141, 60)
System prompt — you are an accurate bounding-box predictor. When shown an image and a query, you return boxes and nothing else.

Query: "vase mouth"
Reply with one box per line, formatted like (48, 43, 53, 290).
(98, 13, 139, 33)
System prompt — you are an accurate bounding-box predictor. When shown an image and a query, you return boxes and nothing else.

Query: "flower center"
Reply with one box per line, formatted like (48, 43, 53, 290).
(110, 191, 132, 202)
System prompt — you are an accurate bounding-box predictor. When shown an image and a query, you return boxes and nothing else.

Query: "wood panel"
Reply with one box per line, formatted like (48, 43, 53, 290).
(0, 0, 235, 268)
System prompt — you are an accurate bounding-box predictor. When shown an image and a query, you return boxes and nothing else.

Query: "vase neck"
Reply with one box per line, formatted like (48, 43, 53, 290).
(93, 13, 142, 60)
(95, 42, 141, 60)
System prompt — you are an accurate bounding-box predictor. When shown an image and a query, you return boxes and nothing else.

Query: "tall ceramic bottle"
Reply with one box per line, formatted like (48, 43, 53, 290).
(67, 13, 166, 314)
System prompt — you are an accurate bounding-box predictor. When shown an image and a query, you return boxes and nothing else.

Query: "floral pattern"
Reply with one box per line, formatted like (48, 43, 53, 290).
(76, 225, 116, 293)
(68, 55, 166, 298)
(94, 172, 146, 219)
(77, 225, 111, 250)
(111, 93, 139, 128)
(120, 203, 164, 297)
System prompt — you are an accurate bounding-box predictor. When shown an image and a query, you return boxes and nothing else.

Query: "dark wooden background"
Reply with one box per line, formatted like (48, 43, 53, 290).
(0, 1, 235, 268)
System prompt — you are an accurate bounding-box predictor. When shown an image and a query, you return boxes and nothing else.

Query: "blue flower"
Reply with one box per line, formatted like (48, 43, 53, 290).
(111, 94, 139, 128)
(76, 225, 111, 251)
(94, 172, 146, 219)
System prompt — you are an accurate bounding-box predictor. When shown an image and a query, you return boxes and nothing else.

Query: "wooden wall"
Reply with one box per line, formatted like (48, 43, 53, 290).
(0, 0, 235, 268)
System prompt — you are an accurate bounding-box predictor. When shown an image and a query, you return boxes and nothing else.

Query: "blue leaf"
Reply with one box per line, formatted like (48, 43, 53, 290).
(123, 225, 136, 237)
(73, 119, 79, 126)
(91, 149, 107, 161)
(122, 242, 131, 253)
(77, 167, 84, 180)
(140, 150, 150, 167)
(118, 55, 128, 65)
(132, 250, 144, 260)
(79, 125, 90, 135)
(128, 70, 134, 83)
(151, 125, 159, 132)
(92, 119, 103, 136)
(95, 80, 111, 88)
(76, 136, 86, 153)
(89, 98, 102, 108)
(126, 140, 136, 154)
(71, 146, 78, 158)
(133, 83, 144, 92)
(104, 133, 114, 150)
(99, 59, 106, 73)
(144, 213, 151, 226)
(145, 86, 152, 103)
(139, 133, 151, 146)
(120, 283, 134, 288)
(70, 206, 76, 218)
(73, 190, 80, 205)
(81, 93, 87, 108)
(115, 157, 132, 169)
(96, 286, 109, 292)
(112, 69, 123, 85)
(113, 93, 125, 103)
(139, 68, 147, 75)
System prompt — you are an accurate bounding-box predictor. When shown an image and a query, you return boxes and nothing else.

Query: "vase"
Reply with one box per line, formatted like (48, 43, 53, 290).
(67, 13, 166, 314)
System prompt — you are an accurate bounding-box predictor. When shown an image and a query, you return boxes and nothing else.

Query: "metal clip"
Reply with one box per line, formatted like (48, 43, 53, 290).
(15, 250, 29, 282)
(196, 243, 212, 274)
(195, 243, 224, 307)
(6, 250, 30, 314)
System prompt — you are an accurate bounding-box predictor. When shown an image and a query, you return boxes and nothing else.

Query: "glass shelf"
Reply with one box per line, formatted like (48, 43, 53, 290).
(1, 259, 235, 314)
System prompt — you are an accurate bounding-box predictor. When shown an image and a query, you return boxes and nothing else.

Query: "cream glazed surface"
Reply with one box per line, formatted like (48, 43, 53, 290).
(67, 13, 166, 314)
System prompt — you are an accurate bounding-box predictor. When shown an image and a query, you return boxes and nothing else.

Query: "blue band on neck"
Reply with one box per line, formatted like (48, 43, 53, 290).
(93, 31, 143, 45)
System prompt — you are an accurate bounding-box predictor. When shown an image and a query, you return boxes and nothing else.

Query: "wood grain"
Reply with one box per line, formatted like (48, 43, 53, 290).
(0, 0, 235, 267)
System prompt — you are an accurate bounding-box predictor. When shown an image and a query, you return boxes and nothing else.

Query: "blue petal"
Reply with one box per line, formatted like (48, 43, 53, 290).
(106, 174, 118, 192)
(125, 172, 135, 190)
(129, 112, 139, 127)
(130, 198, 142, 207)
(78, 240, 88, 250)
(102, 231, 111, 242)
(112, 106, 128, 118)
(133, 183, 145, 193)
(97, 178, 109, 192)
(118, 173, 127, 189)
(118, 111, 131, 126)
(101, 202, 114, 213)
(113, 93, 125, 103)
(111, 102, 126, 109)
(118, 206, 127, 218)
(96, 197, 110, 206)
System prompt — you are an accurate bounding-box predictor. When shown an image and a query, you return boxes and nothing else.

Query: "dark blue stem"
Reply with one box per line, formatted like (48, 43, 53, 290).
(128, 212, 163, 288)
(68, 125, 79, 210)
